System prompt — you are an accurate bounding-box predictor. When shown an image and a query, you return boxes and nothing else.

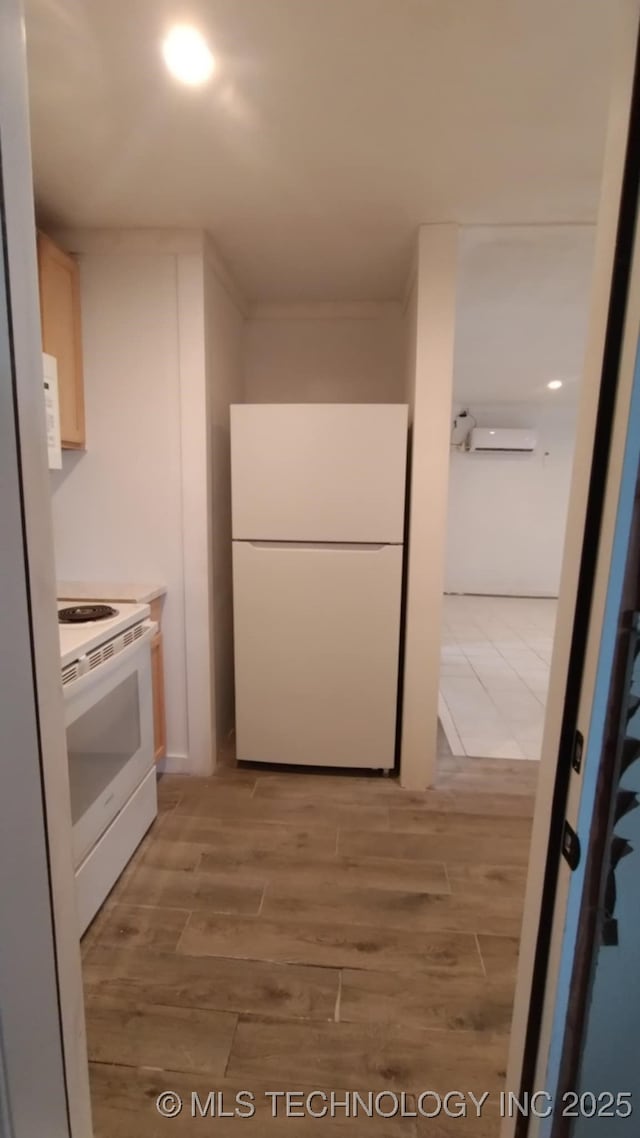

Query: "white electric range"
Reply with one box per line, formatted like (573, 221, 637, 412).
(58, 600, 158, 934)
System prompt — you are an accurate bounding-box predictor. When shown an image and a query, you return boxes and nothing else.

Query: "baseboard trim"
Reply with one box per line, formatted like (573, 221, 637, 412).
(156, 752, 189, 775)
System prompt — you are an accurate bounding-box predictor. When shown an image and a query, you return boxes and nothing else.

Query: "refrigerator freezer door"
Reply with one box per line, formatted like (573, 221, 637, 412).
(233, 540, 403, 768)
(231, 403, 408, 543)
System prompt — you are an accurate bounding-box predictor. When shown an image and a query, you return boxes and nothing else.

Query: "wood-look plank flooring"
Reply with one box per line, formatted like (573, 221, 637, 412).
(83, 748, 537, 1136)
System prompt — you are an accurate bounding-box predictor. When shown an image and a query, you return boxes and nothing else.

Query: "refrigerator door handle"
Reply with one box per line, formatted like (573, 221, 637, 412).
(244, 541, 391, 551)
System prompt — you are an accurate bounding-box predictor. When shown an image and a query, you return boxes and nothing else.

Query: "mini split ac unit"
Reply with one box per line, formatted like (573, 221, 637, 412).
(469, 427, 537, 453)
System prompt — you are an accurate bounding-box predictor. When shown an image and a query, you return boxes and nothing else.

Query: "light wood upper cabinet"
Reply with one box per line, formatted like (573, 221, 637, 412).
(37, 231, 86, 449)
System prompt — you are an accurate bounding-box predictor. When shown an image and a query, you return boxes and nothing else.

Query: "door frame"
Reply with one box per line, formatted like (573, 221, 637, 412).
(503, 6, 640, 1134)
(2, 0, 639, 1135)
(0, 1, 91, 1134)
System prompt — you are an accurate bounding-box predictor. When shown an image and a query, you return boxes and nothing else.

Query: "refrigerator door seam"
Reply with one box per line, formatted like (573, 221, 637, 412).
(236, 540, 403, 550)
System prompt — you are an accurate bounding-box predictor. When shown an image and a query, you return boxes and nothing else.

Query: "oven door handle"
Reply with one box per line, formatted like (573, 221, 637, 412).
(62, 620, 157, 699)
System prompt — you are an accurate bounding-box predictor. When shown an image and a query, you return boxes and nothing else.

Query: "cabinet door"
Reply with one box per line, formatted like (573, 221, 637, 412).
(37, 231, 85, 448)
(151, 631, 167, 761)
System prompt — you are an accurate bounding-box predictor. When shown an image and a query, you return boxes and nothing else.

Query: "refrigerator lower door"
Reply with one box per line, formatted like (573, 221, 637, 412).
(232, 541, 403, 768)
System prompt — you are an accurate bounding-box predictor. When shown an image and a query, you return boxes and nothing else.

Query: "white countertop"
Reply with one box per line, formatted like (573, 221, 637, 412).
(57, 581, 166, 604)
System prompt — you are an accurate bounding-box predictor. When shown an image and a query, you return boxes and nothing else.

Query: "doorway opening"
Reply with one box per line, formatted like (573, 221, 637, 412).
(7, 3, 637, 1137)
(438, 226, 593, 773)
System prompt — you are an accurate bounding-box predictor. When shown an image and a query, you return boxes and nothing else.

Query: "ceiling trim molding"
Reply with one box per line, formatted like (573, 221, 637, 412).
(48, 226, 249, 317)
(50, 227, 208, 256)
(249, 300, 402, 322)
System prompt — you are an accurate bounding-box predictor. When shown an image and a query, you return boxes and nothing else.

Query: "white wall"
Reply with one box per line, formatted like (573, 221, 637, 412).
(242, 301, 404, 402)
(445, 402, 577, 597)
(444, 223, 591, 598)
(49, 229, 233, 774)
(204, 242, 246, 745)
(175, 250, 216, 774)
(50, 248, 190, 761)
(454, 225, 595, 405)
(401, 225, 458, 790)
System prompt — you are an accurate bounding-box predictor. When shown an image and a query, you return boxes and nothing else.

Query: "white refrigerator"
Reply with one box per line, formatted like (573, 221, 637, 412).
(231, 403, 408, 769)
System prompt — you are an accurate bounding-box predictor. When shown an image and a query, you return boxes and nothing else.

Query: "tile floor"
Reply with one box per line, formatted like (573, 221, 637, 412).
(439, 595, 558, 761)
(82, 752, 536, 1137)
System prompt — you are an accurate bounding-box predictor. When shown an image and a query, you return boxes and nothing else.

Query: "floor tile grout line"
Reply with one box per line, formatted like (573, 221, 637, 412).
(222, 1014, 241, 1079)
(174, 907, 199, 950)
(334, 971, 343, 1023)
(87, 939, 356, 978)
(141, 897, 520, 943)
(257, 882, 267, 916)
(159, 810, 390, 833)
(474, 933, 487, 978)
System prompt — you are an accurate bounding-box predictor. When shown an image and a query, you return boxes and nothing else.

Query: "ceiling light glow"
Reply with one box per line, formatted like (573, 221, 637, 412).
(547, 380, 563, 390)
(162, 25, 215, 86)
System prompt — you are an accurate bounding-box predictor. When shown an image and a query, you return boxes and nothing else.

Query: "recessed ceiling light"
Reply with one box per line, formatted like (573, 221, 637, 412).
(162, 25, 215, 86)
(547, 380, 563, 390)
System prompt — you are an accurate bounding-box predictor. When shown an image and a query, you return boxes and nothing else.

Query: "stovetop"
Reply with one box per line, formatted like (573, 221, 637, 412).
(57, 599, 151, 668)
(58, 603, 118, 624)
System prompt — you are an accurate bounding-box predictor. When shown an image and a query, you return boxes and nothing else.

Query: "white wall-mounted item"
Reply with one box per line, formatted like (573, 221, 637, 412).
(231, 403, 408, 769)
(43, 351, 61, 469)
(451, 411, 474, 447)
(469, 426, 537, 452)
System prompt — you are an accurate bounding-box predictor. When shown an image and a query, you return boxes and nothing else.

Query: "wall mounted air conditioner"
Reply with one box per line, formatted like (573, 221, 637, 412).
(469, 427, 537, 453)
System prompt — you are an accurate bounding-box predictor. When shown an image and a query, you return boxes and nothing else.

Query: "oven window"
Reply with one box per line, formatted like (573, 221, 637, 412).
(67, 673, 141, 825)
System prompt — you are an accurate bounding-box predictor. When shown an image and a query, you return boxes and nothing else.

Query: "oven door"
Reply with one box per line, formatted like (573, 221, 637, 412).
(63, 622, 156, 867)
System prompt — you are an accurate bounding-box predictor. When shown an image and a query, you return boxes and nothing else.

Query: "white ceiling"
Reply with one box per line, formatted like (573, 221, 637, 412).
(454, 224, 595, 404)
(25, 0, 615, 301)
